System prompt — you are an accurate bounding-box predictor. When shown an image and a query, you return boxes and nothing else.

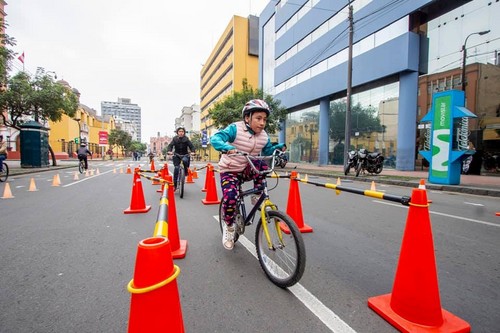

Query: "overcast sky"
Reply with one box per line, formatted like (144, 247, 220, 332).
(6, 0, 271, 141)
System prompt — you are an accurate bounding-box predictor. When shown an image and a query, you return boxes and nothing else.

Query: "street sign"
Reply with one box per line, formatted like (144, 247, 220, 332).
(98, 131, 108, 146)
(201, 130, 208, 148)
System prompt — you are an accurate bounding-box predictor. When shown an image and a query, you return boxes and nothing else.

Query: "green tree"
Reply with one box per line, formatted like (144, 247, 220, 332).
(209, 79, 287, 134)
(128, 140, 146, 155)
(0, 19, 17, 87)
(108, 129, 132, 157)
(0, 68, 80, 165)
(189, 131, 203, 152)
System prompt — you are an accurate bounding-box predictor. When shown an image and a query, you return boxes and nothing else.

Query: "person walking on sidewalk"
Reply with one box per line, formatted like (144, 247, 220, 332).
(0, 135, 7, 172)
(211, 99, 284, 250)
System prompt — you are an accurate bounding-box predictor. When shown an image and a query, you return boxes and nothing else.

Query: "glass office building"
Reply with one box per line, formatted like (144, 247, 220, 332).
(259, 0, 499, 170)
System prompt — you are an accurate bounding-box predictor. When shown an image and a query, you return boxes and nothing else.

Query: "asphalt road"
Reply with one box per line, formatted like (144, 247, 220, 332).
(0, 160, 499, 332)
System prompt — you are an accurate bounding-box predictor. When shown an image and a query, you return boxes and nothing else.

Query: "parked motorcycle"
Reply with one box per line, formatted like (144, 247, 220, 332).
(275, 151, 288, 168)
(355, 148, 384, 177)
(344, 150, 358, 175)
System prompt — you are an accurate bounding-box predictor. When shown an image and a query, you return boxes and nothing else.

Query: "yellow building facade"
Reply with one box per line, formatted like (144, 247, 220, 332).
(200, 15, 259, 160)
(48, 105, 116, 159)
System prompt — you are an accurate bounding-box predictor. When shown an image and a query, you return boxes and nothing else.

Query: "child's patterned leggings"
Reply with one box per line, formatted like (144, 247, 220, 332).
(220, 160, 268, 225)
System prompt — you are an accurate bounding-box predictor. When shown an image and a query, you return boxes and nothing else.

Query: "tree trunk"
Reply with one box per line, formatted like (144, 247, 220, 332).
(48, 144, 57, 166)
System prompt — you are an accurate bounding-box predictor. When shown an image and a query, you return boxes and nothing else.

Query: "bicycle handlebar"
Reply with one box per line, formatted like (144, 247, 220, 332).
(224, 150, 282, 175)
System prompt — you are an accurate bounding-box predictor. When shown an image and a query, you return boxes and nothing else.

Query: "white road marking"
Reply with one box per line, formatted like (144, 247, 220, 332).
(213, 215, 356, 333)
(62, 169, 114, 187)
(373, 200, 499, 228)
(463, 202, 484, 207)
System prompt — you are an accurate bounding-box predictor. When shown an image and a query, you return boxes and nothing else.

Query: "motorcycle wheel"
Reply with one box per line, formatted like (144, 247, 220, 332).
(344, 163, 350, 175)
(355, 162, 362, 177)
(374, 164, 383, 174)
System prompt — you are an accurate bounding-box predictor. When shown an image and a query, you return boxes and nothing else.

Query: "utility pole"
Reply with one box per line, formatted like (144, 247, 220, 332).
(344, 2, 354, 166)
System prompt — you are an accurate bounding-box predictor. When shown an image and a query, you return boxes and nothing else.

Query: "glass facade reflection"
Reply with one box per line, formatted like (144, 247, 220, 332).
(286, 106, 319, 163)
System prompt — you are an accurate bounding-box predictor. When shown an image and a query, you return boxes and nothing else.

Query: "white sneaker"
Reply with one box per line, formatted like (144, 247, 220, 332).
(222, 223, 235, 250)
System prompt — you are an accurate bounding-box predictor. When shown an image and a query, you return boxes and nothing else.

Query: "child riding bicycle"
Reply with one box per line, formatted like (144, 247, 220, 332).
(211, 99, 284, 250)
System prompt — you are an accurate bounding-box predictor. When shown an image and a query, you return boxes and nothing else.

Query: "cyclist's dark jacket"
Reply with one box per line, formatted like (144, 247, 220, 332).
(167, 136, 194, 155)
(77, 147, 92, 157)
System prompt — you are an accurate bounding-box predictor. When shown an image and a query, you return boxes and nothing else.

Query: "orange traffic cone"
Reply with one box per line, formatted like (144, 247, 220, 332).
(282, 171, 313, 233)
(201, 164, 211, 192)
(419, 179, 433, 203)
(370, 181, 377, 191)
(126, 165, 132, 174)
(166, 174, 187, 259)
(127, 237, 184, 333)
(28, 178, 38, 192)
(1, 182, 14, 199)
(152, 171, 161, 186)
(163, 163, 170, 175)
(150, 159, 156, 171)
(52, 174, 60, 187)
(185, 168, 194, 184)
(368, 188, 470, 332)
(124, 168, 152, 214)
(496, 212, 500, 216)
(113, 168, 117, 174)
(120, 167, 124, 174)
(201, 165, 220, 205)
(192, 167, 198, 179)
(157, 166, 168, 193)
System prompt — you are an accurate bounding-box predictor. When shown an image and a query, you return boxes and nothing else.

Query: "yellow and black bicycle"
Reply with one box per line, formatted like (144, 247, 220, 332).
(218, 151, 306, 288)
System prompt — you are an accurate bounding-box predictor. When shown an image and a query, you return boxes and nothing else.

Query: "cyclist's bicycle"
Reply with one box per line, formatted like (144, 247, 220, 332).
(0, 161, 9, 182)
(218, 151, 306, 288)
(172, 153, 191, 199)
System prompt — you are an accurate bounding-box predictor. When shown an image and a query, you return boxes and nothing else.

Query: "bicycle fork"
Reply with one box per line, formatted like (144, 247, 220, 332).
(260, 199, 283, 250)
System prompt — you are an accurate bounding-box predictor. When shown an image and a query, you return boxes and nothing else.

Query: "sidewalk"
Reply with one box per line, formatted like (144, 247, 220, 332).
(282, 162, 500, 198)
(4, 159, 500, 197)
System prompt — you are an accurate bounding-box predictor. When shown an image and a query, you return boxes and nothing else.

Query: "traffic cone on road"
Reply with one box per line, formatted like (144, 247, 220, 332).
(166, 174, 187, 259)
(201, 165, 220, 205)
(150, 159, 156, 171)
(368, 187, 470, 332)
(192, 167, 198, 179)
(157, 166, 168, 193)
(418, 179, 433, 203)
(28, 178, 38, 192)
(52, 174, 61, 187)
(126, 165, 132, 174)
(201, 164, 211, 192)
(1, 182, 14, 199)
(185, 168, 194, 184)
(282, 171, 313, 234)
(124, 168, 152, 214)
(370, 181, 377, 191)
(127, 237, 184, 333)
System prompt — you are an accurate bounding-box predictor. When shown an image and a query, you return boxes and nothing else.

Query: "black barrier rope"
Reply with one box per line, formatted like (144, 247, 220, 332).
(294, 176, 410, 206)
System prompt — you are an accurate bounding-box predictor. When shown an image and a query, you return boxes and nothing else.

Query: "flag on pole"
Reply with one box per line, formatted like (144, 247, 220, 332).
(18, 52, 25, 64)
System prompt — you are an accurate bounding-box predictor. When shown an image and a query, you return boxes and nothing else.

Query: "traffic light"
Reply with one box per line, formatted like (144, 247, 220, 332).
(74, 137, 79, 144)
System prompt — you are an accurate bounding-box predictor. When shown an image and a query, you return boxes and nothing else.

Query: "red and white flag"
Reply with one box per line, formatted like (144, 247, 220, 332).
(18, 52, 25, 64)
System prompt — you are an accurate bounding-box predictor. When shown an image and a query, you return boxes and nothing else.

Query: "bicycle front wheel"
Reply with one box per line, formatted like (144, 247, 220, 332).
(178, 166, 185, 198)
(0, 163, 9, 182)
(255, 210, 306, 288)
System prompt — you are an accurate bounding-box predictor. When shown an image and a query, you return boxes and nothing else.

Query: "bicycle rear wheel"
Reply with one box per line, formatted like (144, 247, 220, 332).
(78, 160, 85, 174)
(255, 210, 306, 288)
(178, 165, 185, 198)
(0, 163, 9, 182)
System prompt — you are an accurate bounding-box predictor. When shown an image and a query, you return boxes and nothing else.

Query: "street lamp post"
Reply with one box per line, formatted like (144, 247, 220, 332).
(461, 30, 490, 93)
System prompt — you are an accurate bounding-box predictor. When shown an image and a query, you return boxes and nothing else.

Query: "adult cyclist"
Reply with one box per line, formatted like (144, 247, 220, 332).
(167, 127, 195, 190)
(0, 135, 7, 172)
(77, 143, 92, 170)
